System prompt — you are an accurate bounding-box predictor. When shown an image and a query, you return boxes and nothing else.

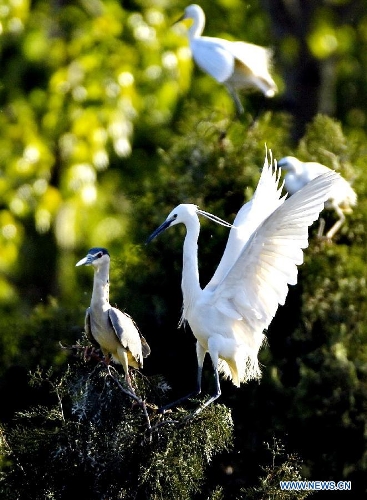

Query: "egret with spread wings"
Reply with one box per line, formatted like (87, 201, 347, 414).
(148, 152, 339, 413)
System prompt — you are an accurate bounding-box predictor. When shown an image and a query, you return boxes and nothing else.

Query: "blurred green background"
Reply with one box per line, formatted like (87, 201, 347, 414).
(1, 0, 367, 497)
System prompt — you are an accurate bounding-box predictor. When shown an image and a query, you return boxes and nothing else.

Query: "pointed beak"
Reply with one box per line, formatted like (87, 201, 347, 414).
(146, 217, 175, 243)
(76, 255, 91, 267)
(172, 12, 185, 26)
(172, 14, 184, 26)
(172, 12, 193, 30)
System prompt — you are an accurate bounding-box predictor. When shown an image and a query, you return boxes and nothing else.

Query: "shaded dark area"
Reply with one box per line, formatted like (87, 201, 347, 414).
(262, 0, 367, 140)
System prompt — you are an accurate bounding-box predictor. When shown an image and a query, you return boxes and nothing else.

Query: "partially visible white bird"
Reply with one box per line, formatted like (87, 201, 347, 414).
(177, 4, 277, 115)
(278, 156, 357, 240)
(147, 152, 340, 413)
(76, 247, 150, 390)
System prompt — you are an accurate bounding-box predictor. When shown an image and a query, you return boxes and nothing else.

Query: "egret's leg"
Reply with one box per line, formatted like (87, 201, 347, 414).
(193, 347, 221, 415)
(225, 85, 244, 117)
(317, 217, 326, 238)
(192, 362, 221, 416)
(158, 343, 206, 413)
(325, 203, 345, 240)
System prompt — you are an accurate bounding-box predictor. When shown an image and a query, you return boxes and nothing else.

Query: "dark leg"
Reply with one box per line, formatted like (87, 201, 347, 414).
(226, 86, 244, 118)
(192, 357, 221, 416)
(158, 366, 202, 413)
(158, 343, 205, 413)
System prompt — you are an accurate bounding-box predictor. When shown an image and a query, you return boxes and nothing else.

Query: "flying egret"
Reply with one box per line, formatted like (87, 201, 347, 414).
(148, 152, 339, 413)
(278, 156, 357, 240)
(177, 4, 277, 115)
(76, 247, 151, 390)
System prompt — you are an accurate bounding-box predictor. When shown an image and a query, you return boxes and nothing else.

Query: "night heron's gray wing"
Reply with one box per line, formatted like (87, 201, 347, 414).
(84, 307, 99, 347)
(125, 313, 151, 358)
(108, 307, 145, 367)
(140, 334, 151, 358)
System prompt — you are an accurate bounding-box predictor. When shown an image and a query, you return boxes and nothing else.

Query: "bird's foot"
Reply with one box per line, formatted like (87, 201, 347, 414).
(157, 406, 173, 415)
(157, 391, 202, 415)
(83, 346, 104, 362)
(59, 342, 104, 362)
(316, 234, 333, 245)
(102, 354, 112, 365)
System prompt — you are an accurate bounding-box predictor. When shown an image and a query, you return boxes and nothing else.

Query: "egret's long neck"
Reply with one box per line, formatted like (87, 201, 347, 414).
(187, 10, 205, 39)
(91, 262, 110, 309)
(182, 217, 202, 313)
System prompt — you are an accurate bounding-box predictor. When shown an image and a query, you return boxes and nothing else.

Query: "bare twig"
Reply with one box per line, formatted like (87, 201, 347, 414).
(106, 365, 154, 442)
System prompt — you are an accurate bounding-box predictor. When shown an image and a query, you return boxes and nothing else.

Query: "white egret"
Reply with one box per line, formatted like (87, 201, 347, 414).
(147, 152, 339, 414)
(76, 247, 151, 390)
(278, 156, 357, 240)
(177, 4, 277, 115)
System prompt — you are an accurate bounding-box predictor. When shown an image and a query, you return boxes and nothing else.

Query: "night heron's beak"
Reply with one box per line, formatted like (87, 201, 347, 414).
(76, 255, 92, 266)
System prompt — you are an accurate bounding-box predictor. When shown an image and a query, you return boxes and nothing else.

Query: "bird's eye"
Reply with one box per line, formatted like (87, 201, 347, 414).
(173, 214, 178, 219)
(97, 252, 103, 258)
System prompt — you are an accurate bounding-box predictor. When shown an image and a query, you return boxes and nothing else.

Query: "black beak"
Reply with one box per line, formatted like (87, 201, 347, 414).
(172, 12, 185, 27)
(146, 218, 174, 243)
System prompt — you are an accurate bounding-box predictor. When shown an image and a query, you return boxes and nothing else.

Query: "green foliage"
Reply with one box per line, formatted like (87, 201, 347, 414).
(241, 438, 313, 499)
(0, 298, 78, 380)
(0, 0, 189, 304)
(0, 363, 233, 499)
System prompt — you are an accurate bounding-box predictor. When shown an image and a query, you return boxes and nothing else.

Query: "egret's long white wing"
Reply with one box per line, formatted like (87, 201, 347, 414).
(229, 41, 273, 75)
(210, 170, 340, 331)
(190, 37, 235, 83)
(302, 162, 331, 183)
(205, 153, 285, 291)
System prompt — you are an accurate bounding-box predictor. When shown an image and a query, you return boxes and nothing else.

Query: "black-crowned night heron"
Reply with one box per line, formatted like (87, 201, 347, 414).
(147, 152, 340, 414)
(178, 4, 277, 115)
(278, 156, 357, 240)
(76, 247, 150, 390)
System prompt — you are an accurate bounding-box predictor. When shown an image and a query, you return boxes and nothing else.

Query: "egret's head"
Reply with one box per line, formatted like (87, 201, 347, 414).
(147, 203, 233, 243)
(76, 247, 110, 268)
(147, 204, 198, 242)
(182, 4, 203, 20)
(277, 156, 301, 172)
(175, 4, 205, 35)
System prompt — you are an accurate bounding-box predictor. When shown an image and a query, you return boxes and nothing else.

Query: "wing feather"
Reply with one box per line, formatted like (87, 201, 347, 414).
(229, 41, 274, 76)
(108, 308, 144, 365)
(205, 151, 285, 291)
(84, 307, 99, 347)
(211, 170, 340, 334)
(190, 37, 235, 82)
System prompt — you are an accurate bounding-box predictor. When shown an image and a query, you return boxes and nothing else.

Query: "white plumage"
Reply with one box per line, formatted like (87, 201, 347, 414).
(178, 4, 277, 115)
(148, 152, 340, 413)
(278, 156, 357, 239)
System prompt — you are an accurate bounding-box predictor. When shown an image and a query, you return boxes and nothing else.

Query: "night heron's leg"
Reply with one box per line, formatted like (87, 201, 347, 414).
(100, 348, 112, 365)
(158, 343, 206, 413)
(117, 347, 135, 392)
